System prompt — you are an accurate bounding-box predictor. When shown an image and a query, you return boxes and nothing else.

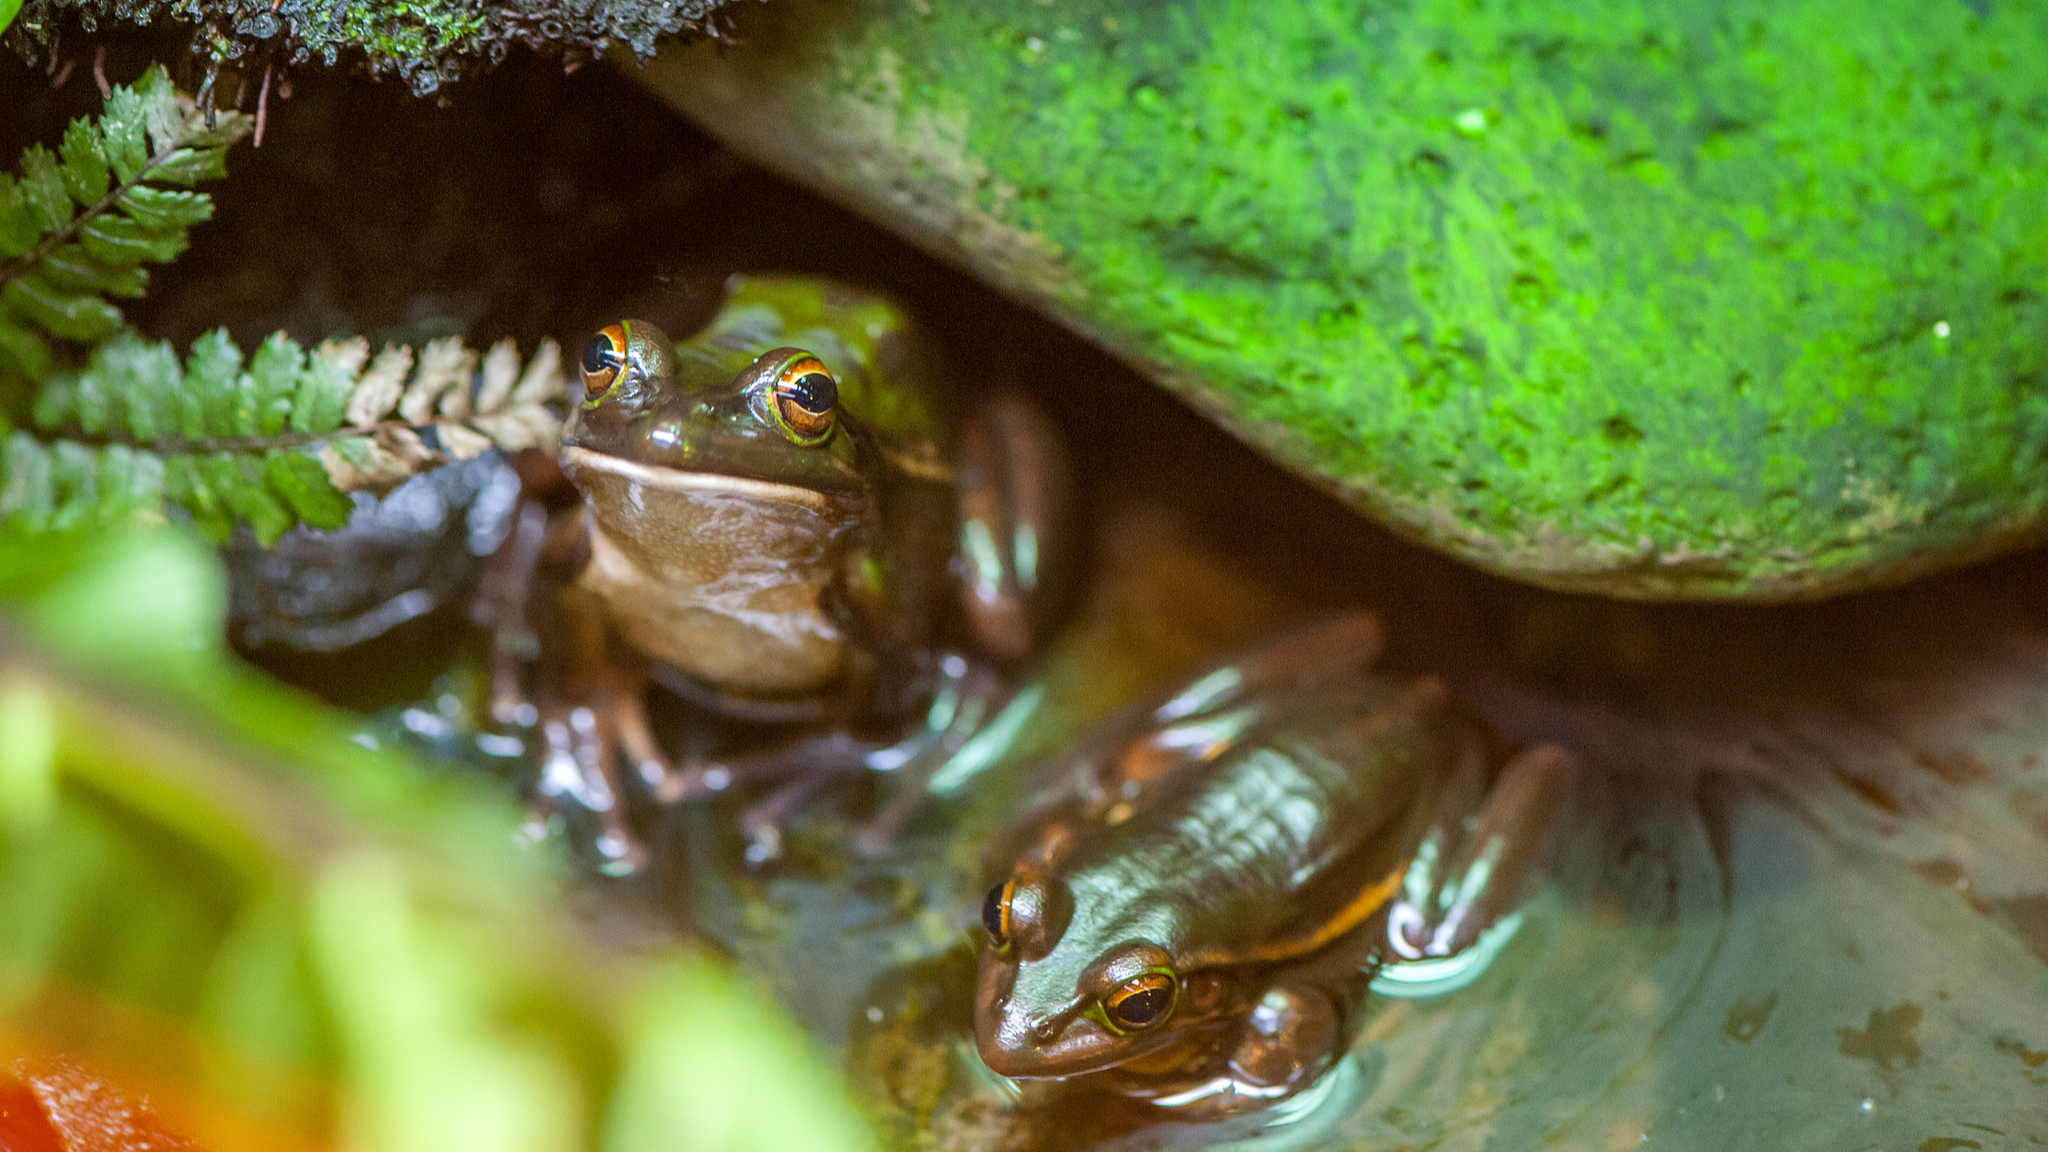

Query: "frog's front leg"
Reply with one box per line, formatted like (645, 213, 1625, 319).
(474, 498, 549, 730)
(953, 391, 1072, 661)
(524, 517, 678, 874)
(1221, 984, 1340, 1101)
(1125, 984, 1341, 1118)
(1386, 742, 1579, 966)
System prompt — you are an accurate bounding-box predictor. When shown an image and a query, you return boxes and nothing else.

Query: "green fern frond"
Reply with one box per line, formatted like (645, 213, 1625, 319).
(0, 66, 567, 546)
(10, 329, 565, 544)
(0, 65, 250, 382)
(314, 332, 566, 493)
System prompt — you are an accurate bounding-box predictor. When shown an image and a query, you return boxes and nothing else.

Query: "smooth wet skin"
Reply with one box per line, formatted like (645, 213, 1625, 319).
(563, 320, 891, 698)
(516, 276, 1067, 869)
(973, 612, 1575, 1115)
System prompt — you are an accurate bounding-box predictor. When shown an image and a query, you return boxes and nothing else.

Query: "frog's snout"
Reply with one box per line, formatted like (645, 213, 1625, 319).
(974, 954, 1137, 1080)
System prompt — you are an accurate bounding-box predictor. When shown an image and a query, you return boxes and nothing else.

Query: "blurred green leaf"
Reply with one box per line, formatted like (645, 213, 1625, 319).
(0, 525, 877, 1152)
(80, 214, 189, 265)
(608, 962, 882, 1152)
(0, 677, 55, 834)
(10, 527, 224, 678)
(2, 273, 125, 342)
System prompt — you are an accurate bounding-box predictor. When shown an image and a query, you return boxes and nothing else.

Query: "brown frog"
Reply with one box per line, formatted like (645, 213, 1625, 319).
(499, 276, 1068, 871)
(974, 612, 1575, 1116)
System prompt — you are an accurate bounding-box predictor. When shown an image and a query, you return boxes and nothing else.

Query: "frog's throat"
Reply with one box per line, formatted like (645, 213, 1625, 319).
(561, 446, 836, 513)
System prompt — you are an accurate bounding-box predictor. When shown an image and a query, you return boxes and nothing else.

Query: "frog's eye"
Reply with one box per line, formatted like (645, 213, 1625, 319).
(981, 879, 1016, 950)
(978, 871, 1071, 961)
(770, 354, 838, 445)
(580, 319, 675, 407)
(738, 347, 841, 445)
(1103, 971, 1177, 1033)
(581, 325, 629, 402)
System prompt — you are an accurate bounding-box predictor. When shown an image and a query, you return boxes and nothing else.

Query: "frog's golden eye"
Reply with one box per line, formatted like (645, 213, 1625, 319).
(980, 870, 1071, 961)
(770, 354, 838, 445)
(981, 879, 1016, 950)
(738, 347, 840, 445)
(580, 319, 675, 407)
(1103, 971, 1176, 1033)
(581, 325, 629, 402)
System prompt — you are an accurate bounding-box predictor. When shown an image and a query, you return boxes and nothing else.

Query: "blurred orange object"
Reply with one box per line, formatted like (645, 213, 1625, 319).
(0, 1055, 200, 1152)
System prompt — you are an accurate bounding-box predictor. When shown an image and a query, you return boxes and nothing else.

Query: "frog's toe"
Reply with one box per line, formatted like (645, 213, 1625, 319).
(531, 699, 661, 874)
(593, 827, 650, 876)
(536, 707, 620, 812)
(1391, 741, 1578, 959)
(608, 690, 677, 799)
(736, 771, 837, 866)
(850, 754, 944, 858)
(741, 824, 782, 867)
(652, 758, 733, 804)
(1224, 986, 1337, 1093)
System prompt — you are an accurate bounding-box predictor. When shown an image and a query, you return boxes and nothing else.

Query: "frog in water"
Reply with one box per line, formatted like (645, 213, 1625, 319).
(973, 612, 1575, 1116)
(502, 276, 1068, 870)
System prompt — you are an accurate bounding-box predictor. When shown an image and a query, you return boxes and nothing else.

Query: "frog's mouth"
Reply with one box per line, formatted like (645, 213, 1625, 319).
(561, 446, 837, 513)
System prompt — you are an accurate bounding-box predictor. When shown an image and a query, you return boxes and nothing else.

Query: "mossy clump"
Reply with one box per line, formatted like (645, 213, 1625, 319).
(4, 0, 737, 93)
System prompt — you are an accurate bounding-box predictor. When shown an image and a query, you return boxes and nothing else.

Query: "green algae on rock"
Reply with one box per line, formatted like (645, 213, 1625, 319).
(634, 0, 2048, 600)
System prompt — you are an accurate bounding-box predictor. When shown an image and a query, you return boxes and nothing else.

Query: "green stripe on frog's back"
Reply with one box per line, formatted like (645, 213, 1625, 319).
(686, 276, 948, 453)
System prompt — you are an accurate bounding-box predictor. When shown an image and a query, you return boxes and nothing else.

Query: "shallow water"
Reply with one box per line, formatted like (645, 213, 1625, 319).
(675, 501, 2048, 1150)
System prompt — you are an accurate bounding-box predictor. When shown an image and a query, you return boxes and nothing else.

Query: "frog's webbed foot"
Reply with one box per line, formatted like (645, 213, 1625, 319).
(492, 503, 690, 875)
(528, 667, 678, 876)
(530, 703, 632, 872)
(475, 499, 665, 870)
(1386, 742, 1579, 964)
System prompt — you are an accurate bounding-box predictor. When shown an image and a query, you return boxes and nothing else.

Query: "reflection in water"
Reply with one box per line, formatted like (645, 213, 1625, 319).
(675, 499, 2048, 1149)
(1372, 910, 1525, 999)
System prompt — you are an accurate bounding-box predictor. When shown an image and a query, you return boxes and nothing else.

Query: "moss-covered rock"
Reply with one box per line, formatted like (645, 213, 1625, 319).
(634, 0, 2048, 600)
(4, 0, 734, 93)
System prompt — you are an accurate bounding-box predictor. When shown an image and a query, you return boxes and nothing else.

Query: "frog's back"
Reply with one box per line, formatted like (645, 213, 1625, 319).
(1063, 676, 1456, 964)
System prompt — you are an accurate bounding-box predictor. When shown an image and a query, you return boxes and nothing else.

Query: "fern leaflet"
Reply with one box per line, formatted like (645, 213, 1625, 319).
(13, 330, 565, 544)
(0, 65, 251, 383)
